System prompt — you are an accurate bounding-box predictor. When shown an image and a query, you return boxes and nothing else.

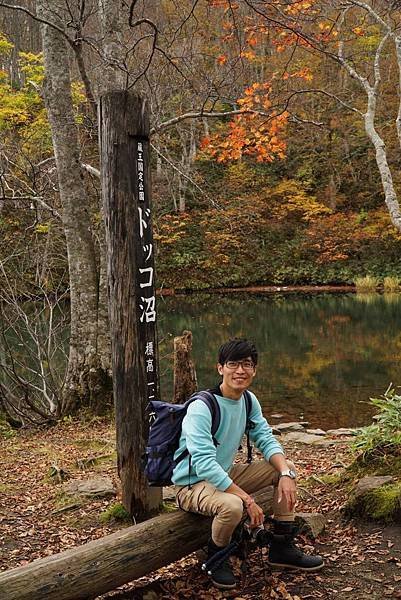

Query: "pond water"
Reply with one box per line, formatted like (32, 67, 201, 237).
(158, 292, 401, 430)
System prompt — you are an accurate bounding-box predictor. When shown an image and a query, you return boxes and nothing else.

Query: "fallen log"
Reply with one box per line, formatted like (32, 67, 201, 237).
(0, 486, 274, 600)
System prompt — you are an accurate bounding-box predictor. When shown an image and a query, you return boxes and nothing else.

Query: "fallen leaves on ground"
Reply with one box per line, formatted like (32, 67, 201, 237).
(1, 422, 401, 599)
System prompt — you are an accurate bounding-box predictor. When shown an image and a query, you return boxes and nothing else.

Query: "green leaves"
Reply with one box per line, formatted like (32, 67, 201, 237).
(353, 386, 401, 460)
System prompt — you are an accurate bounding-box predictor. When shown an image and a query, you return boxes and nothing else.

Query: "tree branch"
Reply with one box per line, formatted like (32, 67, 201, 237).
(81, 163, 100, 178)
(150, 143, 221, 209)
(0, 2, 73, 44)
(150, 109, 271, 136)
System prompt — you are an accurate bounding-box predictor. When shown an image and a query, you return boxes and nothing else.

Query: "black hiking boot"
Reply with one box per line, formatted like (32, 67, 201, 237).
(204, 539, 237, 589)
(268, 521, 324, 572)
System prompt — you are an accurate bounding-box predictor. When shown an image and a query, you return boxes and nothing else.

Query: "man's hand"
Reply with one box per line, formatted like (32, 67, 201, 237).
(277, 476, 297, 512)
(246, 499, 265, 527)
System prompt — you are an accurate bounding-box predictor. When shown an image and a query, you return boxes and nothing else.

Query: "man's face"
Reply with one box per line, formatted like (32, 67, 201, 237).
(217, 356, 256, 394)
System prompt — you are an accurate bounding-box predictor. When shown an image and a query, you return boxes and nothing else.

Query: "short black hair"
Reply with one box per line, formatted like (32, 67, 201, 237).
(218, 338, 258, 366)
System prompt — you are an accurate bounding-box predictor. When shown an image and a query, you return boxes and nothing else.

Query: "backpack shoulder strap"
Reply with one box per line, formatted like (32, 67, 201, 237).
(243, 390, 254, 463)
(244, 390, 254, 432)
(190, 390, 221, 445)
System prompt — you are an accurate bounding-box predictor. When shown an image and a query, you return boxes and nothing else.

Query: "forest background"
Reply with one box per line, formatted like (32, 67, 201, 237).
(1, 0, 401, 423)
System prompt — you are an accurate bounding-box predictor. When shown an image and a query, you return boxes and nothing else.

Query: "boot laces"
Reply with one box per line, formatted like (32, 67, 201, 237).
(287, 539, 304, 558)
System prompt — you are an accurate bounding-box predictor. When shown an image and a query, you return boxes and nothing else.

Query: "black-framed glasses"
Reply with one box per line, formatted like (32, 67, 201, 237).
(225, 360, 255, 370)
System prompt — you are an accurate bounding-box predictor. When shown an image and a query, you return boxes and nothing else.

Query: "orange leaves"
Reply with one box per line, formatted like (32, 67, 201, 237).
(208, 0, 239, 10)
(216, 55, 227, 65)
(238, 82, 271, 111)
(201, 81, 288, 163)
(305, 213, 366, 264)
(282, 67, 313, 82)
(247, 35, 258, 47)
(202, 110, 288, 163)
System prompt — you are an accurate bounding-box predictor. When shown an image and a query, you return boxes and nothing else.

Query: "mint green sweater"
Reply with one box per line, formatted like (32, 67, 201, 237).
(171, 390, 284, 491)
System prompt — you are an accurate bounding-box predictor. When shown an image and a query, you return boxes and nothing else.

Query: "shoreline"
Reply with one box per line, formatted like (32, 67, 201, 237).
(158, 284, 356, 296)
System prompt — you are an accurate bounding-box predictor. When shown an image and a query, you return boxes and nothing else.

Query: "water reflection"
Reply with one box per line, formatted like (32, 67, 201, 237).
(2, 292, 400, 430)
(158, 292, 401, 429)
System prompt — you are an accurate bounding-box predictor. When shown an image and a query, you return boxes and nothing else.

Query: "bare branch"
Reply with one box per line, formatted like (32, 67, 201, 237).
(127, 19, 158, 89)
(150, 109, 271, 136)
(150, 143, 221, 209)
(81, 163, 100, 178)
(344, 0, 392, 33)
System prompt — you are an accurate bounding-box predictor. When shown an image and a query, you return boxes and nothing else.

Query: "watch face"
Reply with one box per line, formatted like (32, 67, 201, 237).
(281, 469, 296, 479)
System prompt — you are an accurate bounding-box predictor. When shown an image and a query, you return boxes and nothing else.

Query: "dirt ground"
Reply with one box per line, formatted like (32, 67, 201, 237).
(1, 419, 400, 599)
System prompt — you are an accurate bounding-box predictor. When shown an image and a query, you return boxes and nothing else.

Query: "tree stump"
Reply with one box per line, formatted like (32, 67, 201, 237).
(173, 330, 197, 403)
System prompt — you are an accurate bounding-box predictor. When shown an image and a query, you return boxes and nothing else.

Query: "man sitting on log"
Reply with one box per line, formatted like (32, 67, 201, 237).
(172, 337, 323, 590)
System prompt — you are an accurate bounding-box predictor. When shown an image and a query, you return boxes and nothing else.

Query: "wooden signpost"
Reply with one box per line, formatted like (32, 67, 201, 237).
(99, 91, 161, 518)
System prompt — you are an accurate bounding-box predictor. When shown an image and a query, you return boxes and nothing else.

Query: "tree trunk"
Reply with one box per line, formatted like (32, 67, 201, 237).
(98, 0, 126, 94)
(0, 486, 274, 600)
(37, 0, 112, 415)
(364, 89, 401, 232)
(173, 330, 198, 403)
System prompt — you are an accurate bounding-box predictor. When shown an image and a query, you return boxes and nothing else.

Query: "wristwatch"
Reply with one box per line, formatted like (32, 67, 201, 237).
(279, 469, 297, 480)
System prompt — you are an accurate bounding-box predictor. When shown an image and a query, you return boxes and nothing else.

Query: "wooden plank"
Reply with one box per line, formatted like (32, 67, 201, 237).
(0, 486, 274, 600)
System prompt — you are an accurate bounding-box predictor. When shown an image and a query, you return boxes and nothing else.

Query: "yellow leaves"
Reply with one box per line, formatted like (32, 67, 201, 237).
(269, 180, 332, 222)
(240, 50, 256, 61)
(0, 48, 88, 158)
(352, 26, 365, 37)
(318, 22, 332, 32)
(71, 81, 86, 106)
(35, 224, 50, 234)
(154, 213, 192, 246)
(284, 0, 314, 15)
(0, 34, 13, 56)
(316, 21, 339, 42)
(19, 52, 44, 86)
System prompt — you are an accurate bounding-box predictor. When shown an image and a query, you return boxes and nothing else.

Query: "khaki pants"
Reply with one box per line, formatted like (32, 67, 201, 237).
(176, 459, 296, 547)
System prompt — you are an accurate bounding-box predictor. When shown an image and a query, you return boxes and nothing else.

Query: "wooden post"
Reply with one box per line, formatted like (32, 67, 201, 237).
(173, 330, 198, 403)
(99, 92, 161, 519)
(0, 488, 275, 600)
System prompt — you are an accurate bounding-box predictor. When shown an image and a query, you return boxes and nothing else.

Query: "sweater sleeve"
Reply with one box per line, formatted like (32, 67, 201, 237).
(181, 399, 233, 491)
(248, 392, 284, 461)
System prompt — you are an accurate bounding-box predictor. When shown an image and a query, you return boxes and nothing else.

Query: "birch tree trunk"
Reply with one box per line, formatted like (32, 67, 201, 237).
(337, 6, 401, 233)
(37, 0, 111, 414)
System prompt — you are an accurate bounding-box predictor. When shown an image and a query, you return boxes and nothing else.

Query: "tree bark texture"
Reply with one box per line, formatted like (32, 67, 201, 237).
(173, 330, 198, 403)
(99, 91, 161, 519)
(364, 89, 401, 232)
(338, 10, 401, 233)
(0, 486, 274, 600)
(37, 0, 111, 415)
(98, 0, 126, 94)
